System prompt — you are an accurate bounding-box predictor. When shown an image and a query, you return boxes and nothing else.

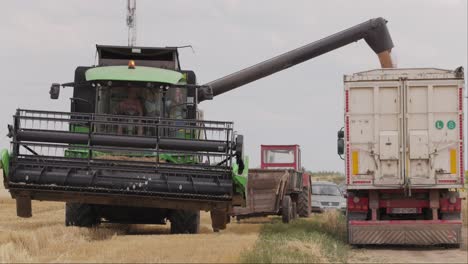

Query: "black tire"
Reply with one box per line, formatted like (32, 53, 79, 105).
(292, 201, 298, 219)
(65, 203, 100, 227)
(444, 243, 461, 249)
(282, 195, 292, 223)
(347, 211, 367, 220)
(440, 212, 461, 220)
(297, 187, 311, 217)
(170, 210, 200, 234)
(346, 210, 350, 244)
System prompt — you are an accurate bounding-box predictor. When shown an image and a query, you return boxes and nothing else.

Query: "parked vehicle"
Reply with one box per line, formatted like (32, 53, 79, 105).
(233, 145, 311, 223)
(338, 67, 465, 246)
(311, 181, 346, 213)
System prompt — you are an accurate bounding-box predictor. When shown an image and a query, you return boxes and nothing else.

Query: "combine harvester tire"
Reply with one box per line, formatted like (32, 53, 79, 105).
(65, 203, 100, 227)
(170, 210, 200, 234)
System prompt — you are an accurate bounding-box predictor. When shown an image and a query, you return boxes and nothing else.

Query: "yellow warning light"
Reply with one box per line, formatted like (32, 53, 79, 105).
(128, 60, 136, 69)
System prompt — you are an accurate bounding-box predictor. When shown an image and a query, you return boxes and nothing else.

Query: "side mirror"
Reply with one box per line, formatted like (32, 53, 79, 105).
(337, 128, 344, 155)
(337, 138, 344, 155)
(49, 83, 61, 99)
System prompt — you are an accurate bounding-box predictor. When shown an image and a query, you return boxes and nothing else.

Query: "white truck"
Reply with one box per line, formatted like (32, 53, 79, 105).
(338, 67, 465, 246)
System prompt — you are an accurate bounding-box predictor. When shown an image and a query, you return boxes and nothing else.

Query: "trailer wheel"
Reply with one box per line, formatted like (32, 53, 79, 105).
(346, 210, 350, 244)
(282, 195, 293, 223)
(65, 203, 100, 227)
(297, 187, 311, 217)
(292, 201, 298, 219)
(170, 210, 200, 234)
(444, 243, 461, 249)
(440, 212, 461, 220)
(347, 211, 367, 220)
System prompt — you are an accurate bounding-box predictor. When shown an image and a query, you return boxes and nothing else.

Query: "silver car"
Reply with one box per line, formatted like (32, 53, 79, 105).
(311, 181, 346, 213)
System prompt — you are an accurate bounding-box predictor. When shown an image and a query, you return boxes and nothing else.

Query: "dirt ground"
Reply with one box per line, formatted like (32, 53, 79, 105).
(0, 187, 466, 263)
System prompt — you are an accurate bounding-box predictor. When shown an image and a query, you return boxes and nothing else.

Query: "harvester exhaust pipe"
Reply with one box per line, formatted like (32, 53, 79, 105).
(199, 17, 394, 101)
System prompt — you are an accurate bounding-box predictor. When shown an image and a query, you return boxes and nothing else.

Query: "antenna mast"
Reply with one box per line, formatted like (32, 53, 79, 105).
(126, 0, 137, 46)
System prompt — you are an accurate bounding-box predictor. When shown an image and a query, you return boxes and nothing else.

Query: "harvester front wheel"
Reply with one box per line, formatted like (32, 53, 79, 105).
(297, 187, 311, 217)
(65, 203, 100, 227)
(170, 210, 200, 234)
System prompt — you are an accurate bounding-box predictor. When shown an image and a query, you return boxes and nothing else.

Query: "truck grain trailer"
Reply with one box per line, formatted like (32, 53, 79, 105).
(233, 145, 311, 223)
(339, 67, 465, 246)
(1, 17, 395, 233)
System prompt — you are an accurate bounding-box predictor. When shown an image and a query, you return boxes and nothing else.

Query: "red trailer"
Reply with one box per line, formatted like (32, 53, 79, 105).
(233, 145, 311, 223)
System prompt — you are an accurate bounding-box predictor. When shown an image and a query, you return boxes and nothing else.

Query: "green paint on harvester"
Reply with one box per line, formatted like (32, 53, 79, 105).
(435, 120, 444, 129)
(0, 149, 9, 176)
(85, 66, 186, 84)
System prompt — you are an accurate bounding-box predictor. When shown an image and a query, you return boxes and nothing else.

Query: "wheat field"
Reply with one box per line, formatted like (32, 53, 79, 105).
(0, 195, 262, 263)
(0, 168, 466, 263)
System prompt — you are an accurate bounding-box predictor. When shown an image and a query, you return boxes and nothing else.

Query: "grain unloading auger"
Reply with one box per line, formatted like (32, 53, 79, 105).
(2, 17, 393, 233)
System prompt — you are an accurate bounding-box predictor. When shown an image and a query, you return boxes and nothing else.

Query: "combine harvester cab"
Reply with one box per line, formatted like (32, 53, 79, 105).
(2, 45, 245, 233)
(340, 67, 465, 246)
(233, 145, 312, 223)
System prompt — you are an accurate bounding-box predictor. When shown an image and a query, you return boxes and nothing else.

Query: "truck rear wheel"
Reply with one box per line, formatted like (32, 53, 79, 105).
(282, 195, 293, 223)
(170, 210, 200, 234)
(65, 203, 100, 227)
(440, 212, 461, 220)
(297, 187, 311, 217)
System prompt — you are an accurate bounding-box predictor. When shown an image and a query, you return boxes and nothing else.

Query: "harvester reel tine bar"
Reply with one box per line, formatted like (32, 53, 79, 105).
(37, 167, 46, 183)
(87, 116, 93, 171)
(188, 175, 198, 194)
(154, 118, 160, 171)
(21, 145, 39, 156)
(164, 172, 171, 193)
(89, 170, 98, 186)
(8, 109, 237, 198)
(226, 125, 231, 166)
(63, 168, 73, 186)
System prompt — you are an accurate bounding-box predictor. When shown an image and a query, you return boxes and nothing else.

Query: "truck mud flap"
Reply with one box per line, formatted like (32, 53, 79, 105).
(348, 220, 462, 245)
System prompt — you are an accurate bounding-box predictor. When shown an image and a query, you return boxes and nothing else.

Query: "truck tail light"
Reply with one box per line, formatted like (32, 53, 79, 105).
(348, 196, 368, 212)
(440, 198, 462, 212)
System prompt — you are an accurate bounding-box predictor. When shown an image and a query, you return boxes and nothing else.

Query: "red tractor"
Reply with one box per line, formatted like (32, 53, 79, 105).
(233, 145, 311, 223)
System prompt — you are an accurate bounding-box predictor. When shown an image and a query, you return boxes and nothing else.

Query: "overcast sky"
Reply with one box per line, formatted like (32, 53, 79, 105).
(1, 0, 467, 172)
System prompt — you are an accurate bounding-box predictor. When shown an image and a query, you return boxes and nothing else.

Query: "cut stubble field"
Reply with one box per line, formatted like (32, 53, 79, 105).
(0, 186, 466, 263)
(0, 195, 262, 263)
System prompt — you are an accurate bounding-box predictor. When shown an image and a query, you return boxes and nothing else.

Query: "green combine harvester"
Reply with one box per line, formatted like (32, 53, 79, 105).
(1, 45, 247, 233)
(1, 17, 394, 233)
